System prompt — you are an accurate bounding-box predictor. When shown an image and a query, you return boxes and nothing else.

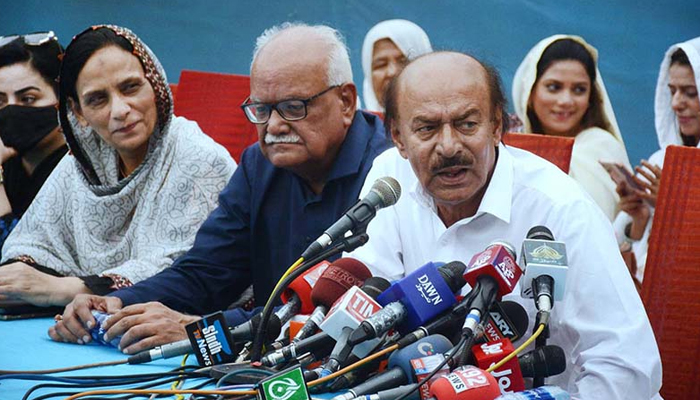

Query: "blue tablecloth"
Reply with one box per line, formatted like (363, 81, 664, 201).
(0, 317, 337, 399)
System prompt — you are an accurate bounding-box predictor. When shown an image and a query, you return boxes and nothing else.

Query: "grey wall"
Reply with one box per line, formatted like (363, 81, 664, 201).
(3, 0, 699, 165)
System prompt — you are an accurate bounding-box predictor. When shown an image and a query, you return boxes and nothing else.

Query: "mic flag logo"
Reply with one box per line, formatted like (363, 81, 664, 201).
(415, 274, 444, 306)
(259, 366, 311, 400)
(185, 311, 235, 367)
(529, 243, 564, 261)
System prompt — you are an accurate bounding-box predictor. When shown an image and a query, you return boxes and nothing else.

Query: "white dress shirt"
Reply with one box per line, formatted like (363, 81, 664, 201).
(349, 145, 662, 399)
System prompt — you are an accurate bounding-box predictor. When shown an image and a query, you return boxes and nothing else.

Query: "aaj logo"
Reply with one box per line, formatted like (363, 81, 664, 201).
(415, 274, 443, 306)
(267, 378, 302, 400)
(530, 244, 563, 260)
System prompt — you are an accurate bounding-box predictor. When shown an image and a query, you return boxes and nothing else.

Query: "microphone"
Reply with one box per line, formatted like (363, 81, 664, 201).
(292, 258, 372, 343)
(519, 226, 568, 318)
(518, 345, 566, 379)
(309, 277, 391, 379)
(462, 241, 522, 336)
(280, 260, 332, 315)
(473, 341, 567, 395)
(472, 338, 525, 394)
(397, 299, 527, 350)
(429, 365, 502, 400)
(261, 276, 388, 368)
(479, 301, 529, 344)
(348, 261, 466, 346)
(128, 312, 281, 364)
(302, 177, 401, 259)
(493, 386, 571, 399)
(331, 334, 453, 400)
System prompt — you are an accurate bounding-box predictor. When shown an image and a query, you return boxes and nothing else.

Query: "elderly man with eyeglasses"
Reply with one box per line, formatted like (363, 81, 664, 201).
(51, 23, 390, 354)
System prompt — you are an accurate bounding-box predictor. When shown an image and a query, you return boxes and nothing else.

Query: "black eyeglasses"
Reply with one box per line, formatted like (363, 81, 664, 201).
(0, 31, 58, 48)
(241, 85, 340, 124)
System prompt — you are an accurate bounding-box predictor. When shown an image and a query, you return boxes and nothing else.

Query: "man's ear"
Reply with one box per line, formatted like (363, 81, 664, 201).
(69, 98, 88, 127)
(492, 108, 504, 146)
(339, 83, 357, 127)
(391, 123, 409, 159)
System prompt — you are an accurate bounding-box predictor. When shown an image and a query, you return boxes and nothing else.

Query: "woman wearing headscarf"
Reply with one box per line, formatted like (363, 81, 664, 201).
(613, 37, 700, 284)
(0, 32, 68, 251)
(512, 34, 632, 221)
(0, 25, 236, 307)
(361, 19, 432, 113)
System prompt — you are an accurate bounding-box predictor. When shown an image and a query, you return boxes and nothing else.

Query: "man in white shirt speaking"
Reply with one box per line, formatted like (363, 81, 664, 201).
(348, 51, 662, 399)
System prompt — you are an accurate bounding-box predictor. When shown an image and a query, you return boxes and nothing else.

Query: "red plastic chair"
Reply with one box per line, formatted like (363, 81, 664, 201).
(502, 132, 574, 173)
(641, 145, 700, 399)
(173, 70, 258, 162)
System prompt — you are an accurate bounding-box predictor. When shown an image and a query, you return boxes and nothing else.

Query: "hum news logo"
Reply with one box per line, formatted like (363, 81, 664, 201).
(192, 320, 233, 367)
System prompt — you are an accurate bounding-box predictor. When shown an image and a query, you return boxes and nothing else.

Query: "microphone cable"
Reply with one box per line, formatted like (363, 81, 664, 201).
(394, 333, 472, 400)
(251, 232, 369, 362)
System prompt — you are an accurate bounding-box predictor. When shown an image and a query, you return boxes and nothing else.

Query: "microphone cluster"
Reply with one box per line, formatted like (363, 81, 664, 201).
(126, 176, 570, 400)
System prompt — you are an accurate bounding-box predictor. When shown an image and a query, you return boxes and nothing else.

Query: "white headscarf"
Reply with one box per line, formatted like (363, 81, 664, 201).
(512, 34, 624, 143)
(654, 36, 700, 150)
(361, 19, 432, 112)
(512, 34, 632, 221)
(1, 25, 236, 284)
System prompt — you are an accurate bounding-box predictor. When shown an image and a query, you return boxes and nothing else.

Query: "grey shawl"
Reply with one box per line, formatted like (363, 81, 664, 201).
(1, 25, 236, 283)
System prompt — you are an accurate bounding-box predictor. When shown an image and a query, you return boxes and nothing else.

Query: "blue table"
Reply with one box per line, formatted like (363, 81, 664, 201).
(0, 318, 337, 399)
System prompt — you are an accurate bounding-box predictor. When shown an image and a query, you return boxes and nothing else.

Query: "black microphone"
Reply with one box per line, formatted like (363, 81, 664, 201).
(519, 345, 566, 379)
(302, 177, 401, 259)
(128, 313, 281, 364)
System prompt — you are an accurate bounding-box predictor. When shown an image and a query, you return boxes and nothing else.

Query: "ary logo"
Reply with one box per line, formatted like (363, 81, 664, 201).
(530, 244, 563, 260)
(268, 378, 302, 400)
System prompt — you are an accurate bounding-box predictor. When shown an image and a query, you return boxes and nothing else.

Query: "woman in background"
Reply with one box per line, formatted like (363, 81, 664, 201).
(512, 34, 632, 221)
(361, 19, 432, 114)
(613, 37, 700, 284)
(0, 32, 67, 250)
(0, 25, 236, 307)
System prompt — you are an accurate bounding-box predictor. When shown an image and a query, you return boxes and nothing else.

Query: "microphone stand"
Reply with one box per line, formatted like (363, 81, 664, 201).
(250, 229, 370, 362)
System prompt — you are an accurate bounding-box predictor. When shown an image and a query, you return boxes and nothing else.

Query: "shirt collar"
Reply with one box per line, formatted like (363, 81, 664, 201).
(327, 111, 381, 181)
(410, 144, 513, 224)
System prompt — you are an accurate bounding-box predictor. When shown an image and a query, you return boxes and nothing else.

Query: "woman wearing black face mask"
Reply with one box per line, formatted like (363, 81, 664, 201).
(0, 32, 68, 251)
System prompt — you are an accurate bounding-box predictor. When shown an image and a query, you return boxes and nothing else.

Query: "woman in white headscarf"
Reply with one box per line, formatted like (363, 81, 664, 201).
(0, 25, 236, 307)
(361, 19, 432, 113)
(512, 35, 632, 221)
(613, 37, 700, 283)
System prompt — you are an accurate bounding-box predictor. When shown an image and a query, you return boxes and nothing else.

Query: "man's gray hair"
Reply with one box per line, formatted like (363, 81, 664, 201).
(252, 22, 353, 86)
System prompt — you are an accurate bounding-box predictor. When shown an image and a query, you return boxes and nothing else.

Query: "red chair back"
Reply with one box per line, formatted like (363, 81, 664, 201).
(502, 133, 574, 173)
(173, 70, 258, 162)
(641, 145, 700, 399)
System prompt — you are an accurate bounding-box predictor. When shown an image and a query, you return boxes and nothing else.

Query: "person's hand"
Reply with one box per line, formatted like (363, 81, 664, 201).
(632, 160, 662, 208)
(49, 294, 123, 344)
(101, 302, 201, 354)
(0, 262, 90, 306)
(0, 137, 18, 165)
